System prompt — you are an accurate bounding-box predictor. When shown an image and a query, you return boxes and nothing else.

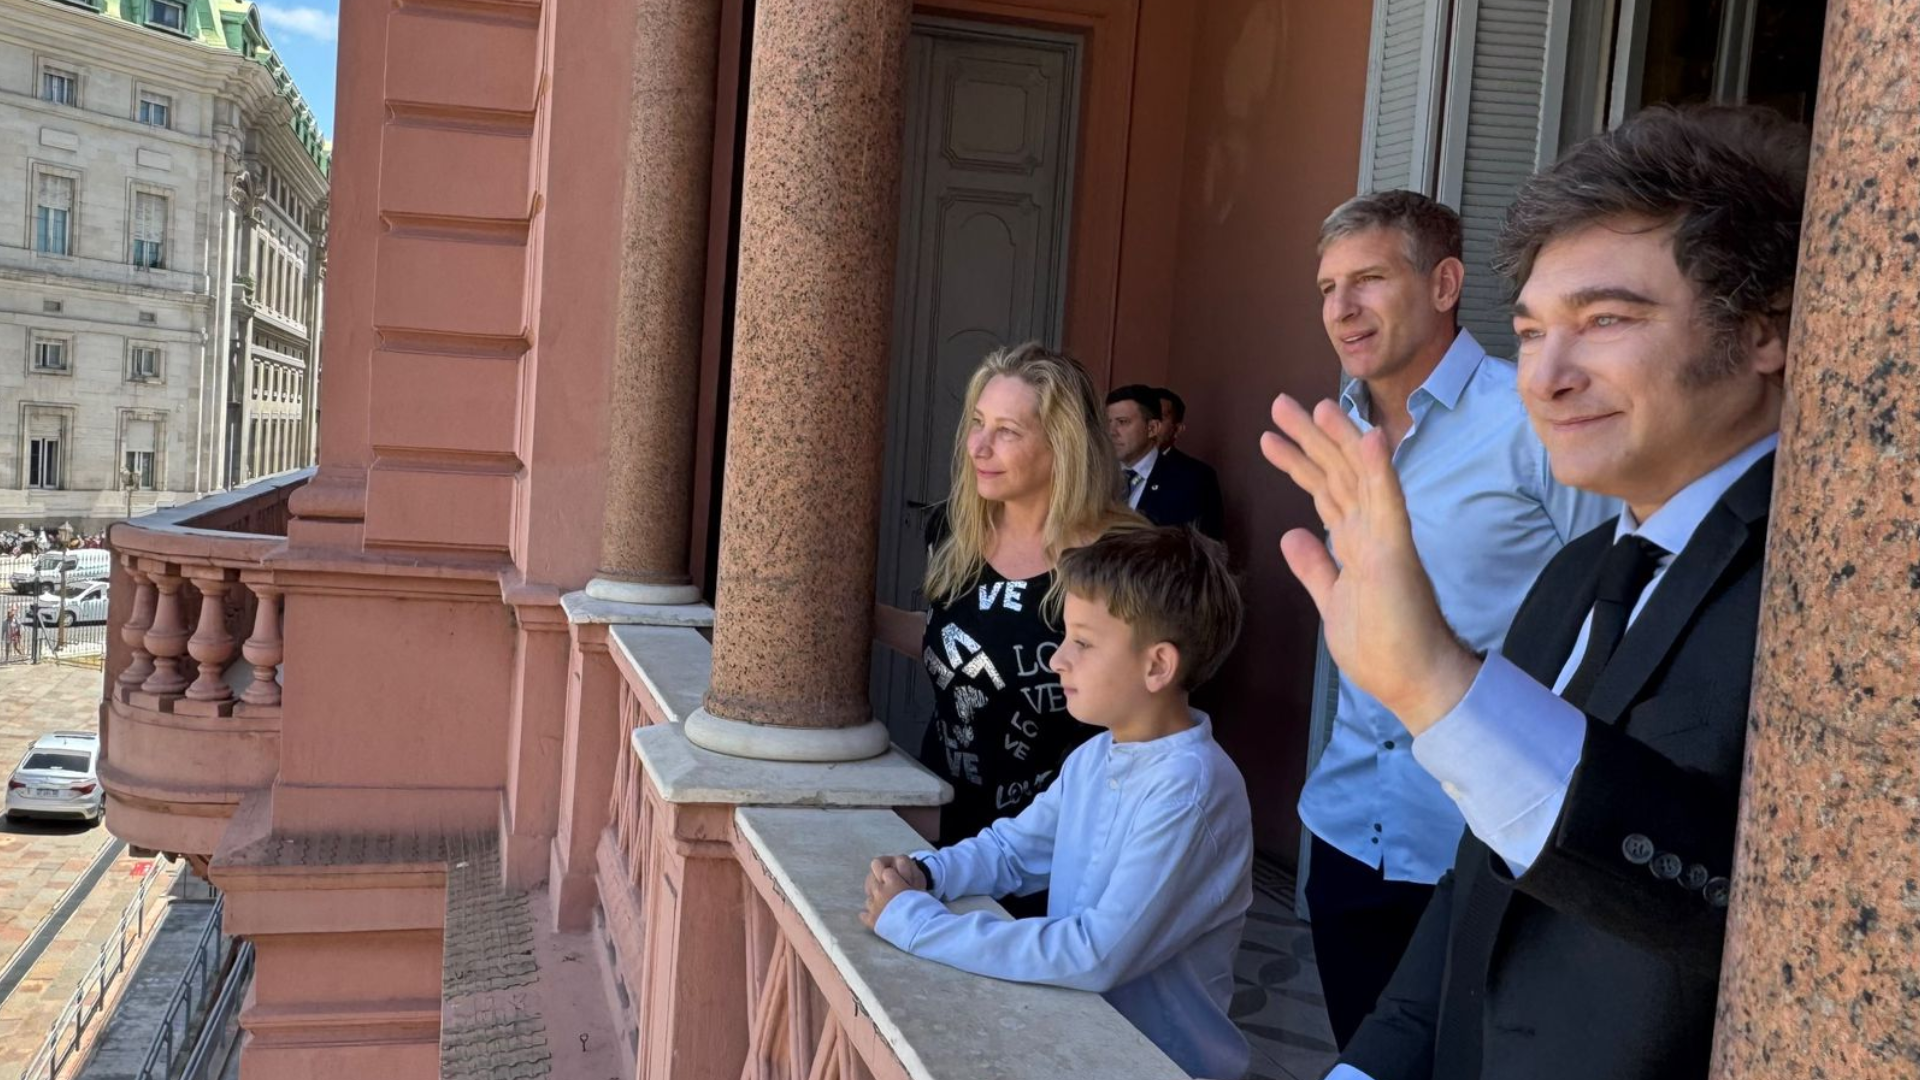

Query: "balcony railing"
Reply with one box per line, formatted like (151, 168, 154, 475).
(595, 625, 1187, 1080)
(100, 470, 309, 861)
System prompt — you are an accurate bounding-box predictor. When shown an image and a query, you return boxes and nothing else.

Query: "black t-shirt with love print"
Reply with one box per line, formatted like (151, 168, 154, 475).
(918, 564, 1098, 848)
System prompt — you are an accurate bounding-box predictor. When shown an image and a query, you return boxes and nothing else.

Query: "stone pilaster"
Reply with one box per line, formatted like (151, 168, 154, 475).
(689, 0, 910, 762)
(1711, 3, 1920, 1077)
(584, 0, 723, 607)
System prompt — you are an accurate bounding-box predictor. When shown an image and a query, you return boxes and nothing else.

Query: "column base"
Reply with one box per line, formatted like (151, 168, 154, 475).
(585, 576, 703, 605)
(684, 707, 891, 763)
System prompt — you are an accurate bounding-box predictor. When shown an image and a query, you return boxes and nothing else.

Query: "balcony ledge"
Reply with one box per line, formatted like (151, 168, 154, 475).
(736, 806, 1187, 1080)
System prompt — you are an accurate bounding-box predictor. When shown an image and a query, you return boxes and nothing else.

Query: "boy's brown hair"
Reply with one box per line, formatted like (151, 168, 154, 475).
(1056, 526, 1244, 691)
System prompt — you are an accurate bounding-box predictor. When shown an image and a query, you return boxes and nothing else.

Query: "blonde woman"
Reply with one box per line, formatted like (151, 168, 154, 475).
(908, 344, 1139, 899)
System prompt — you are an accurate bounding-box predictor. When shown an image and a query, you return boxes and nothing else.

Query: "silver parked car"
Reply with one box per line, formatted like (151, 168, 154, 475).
(5, 732, 103, 823)
(26, 580, 108, 627)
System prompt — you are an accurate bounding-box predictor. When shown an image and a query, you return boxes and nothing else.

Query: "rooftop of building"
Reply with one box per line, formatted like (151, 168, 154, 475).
(41, 0, 331, 176)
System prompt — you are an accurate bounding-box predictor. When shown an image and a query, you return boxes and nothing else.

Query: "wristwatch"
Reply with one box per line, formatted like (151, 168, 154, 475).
(911, 856, 936, 893)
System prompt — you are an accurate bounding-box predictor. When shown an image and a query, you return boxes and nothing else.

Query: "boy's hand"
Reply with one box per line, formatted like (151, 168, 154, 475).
(869, 855, 928, 891)
(859, 865, 922, 930)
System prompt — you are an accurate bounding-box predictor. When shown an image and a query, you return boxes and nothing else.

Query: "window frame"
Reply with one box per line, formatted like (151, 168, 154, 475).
(19, 405, 75, 492)
(137, 90, 172, 129)
(145, 0, 188, 34)
(29, 333, 73, 376)
(39, 65, 79, 107)
(30, 166, 80, 258)
(128, 184, 172, 271)
(27, 438, 62, 490)
(124, 450, 157, 490)
(118, 410, 167, 492)
(128, 342, 163, 382)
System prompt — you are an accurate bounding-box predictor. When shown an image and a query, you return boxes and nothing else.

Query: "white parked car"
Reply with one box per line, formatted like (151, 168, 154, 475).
(5, 732, 103, 824)
(9, 549, 111, 595)
(26, 581, 109, 627)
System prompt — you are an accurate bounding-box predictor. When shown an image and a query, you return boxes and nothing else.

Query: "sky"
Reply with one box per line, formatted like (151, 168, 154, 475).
(254, 1, 339, 138)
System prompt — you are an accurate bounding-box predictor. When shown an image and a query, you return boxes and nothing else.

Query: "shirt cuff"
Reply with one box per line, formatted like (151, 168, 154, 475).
(873, 887, 944, 950)
(1412, 654, 1585, 872)
(1324, 1065, 1379, 1080)
(911, 848, 947, 899)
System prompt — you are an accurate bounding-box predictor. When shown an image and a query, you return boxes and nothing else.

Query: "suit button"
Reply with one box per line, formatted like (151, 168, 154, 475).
(1650, 853, 1683, 881)
(1682, 864, 1710, 891)
(1703, 877, 1732, 909)
(1621, 834, 1655, 865)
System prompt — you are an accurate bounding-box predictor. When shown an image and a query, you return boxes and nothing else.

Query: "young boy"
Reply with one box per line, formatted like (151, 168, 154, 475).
(861, 526, 1253, 1079)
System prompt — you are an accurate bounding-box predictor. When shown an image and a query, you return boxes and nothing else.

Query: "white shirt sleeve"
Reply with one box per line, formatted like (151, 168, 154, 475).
(1410, 655, 1587, 875)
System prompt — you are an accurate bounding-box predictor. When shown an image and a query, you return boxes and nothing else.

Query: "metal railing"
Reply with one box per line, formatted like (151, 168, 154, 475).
(16, 865, 169, 1080)
(173, 941, 250, 1080)
(133, 896, 232, 1080)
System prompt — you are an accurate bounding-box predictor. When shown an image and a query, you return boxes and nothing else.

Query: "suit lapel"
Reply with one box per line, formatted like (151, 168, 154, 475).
(1583, 453, 1775, 723)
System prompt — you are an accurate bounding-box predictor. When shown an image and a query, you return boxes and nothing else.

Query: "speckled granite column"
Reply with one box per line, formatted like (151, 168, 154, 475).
(1712, 3, 1920, 1077)
(687, 0, 907, 762)
(584, 0, 722, 607)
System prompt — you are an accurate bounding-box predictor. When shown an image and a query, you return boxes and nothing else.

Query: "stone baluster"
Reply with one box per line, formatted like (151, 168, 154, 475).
(140, 568, 191, 695)
(118, 563, 158, 690)
(240, 584, 283, 708)
(184, 570, 237, 702)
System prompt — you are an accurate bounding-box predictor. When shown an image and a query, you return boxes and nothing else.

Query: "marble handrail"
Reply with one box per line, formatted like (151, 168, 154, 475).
(733, 806, 1188, 1080)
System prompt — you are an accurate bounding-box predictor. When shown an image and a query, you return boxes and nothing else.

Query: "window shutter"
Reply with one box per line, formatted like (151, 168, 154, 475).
(1436, 0, 1573, 358)
(125, 420, 157, 454)
(1359, 0, 1450, 194)
(38, 174, 73, 212)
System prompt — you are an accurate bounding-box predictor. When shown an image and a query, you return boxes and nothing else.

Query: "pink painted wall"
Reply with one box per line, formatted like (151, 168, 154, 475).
(275, 0, 635, 840)
(1163, 0, 1372, 856)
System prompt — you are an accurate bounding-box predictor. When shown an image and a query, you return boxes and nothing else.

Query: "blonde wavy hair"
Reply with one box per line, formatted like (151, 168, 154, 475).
(925, 342, 1138, 605)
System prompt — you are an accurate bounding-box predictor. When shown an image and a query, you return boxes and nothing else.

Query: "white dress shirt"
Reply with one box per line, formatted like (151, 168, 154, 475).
(1326, 432, 1779, 1080)
(1123, 445, 1160, 510)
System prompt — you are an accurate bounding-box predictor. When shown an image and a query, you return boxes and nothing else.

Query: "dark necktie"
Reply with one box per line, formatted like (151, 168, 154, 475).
(1125, 468, 1142, 495)
(1560, 535, 1669, 708)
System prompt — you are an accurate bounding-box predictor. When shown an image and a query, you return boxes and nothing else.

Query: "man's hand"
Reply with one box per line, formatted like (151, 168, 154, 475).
(859, 860, 924, 930)
(1259, 394, 1480, 733)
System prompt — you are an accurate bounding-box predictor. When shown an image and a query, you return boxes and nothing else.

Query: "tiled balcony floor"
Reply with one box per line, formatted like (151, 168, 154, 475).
(1233, 856, 1338, 1080)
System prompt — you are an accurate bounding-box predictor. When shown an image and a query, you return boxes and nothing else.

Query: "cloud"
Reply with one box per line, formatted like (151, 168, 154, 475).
(258, 5, 338, 44)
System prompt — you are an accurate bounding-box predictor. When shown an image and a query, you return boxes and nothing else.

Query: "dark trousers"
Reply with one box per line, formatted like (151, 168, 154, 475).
(1305, 833, 1438, 1049)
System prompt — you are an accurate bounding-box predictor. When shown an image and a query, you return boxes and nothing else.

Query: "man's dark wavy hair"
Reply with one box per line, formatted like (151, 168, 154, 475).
(1494, 105, 1811, 380)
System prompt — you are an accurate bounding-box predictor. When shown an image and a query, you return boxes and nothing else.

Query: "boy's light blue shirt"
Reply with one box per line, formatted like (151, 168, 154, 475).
(874, 712, 1253, 1080)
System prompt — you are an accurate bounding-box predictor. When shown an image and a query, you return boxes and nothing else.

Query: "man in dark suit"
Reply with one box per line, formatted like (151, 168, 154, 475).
(1107, 384, 1225, 538)
(1261, 104, 1808, 1079)
(1153, 387, 1228, 534)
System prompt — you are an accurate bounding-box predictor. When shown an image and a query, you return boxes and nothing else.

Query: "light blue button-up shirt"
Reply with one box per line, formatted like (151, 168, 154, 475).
(1296, 330, 1618, 883)
(875, 713, 1253, 1080)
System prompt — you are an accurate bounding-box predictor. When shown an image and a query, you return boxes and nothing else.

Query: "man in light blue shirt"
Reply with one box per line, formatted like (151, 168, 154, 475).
(863, 527, 1253, 1079)
(1297, 191, 1616, 1046)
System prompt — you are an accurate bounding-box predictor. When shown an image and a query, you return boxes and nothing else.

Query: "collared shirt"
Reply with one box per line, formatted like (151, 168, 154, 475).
(1297, 330, 1618, 883)
(1413, 432, 1779, 875)
(1123, 445, 1161, 509)
(875, 713, 1253, 1080)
